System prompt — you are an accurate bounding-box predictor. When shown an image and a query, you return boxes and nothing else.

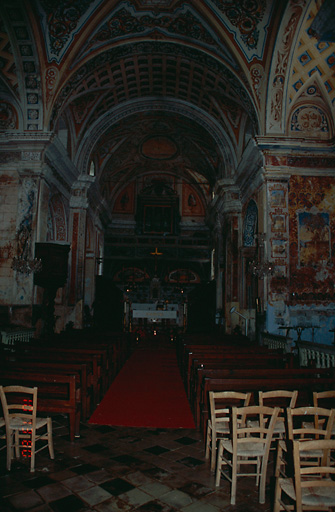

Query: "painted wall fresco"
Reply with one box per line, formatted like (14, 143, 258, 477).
(289, 175, 335, 303)
(113, 183, 135, 214)
(182, 184, 205, 217)
(268, 175, 335, 345)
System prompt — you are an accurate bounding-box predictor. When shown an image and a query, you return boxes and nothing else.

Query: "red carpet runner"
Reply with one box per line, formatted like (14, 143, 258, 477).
(89, 339, 195, 429)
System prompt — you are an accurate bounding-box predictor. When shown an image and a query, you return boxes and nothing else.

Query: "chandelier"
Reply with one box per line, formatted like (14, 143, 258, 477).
(248, 233, 275, 279)
(11, 255, 42, 276)
(248, 259, 276, 279)
(11, 226, 42, 276)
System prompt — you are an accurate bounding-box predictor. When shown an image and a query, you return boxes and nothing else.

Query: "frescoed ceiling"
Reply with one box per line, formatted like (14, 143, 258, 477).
(0, 0, 334, 207)
(288, 0, 335, 111)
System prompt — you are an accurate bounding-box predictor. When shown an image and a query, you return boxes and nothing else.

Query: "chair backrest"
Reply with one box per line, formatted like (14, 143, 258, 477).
(209, 391, 251, 434)
(313, 390, 335, 409)
(291, 438, 335, 510)
(286, 406, 335, 441)
(259, 389, 298, 412)
(0, 385, 38, 430)
(232, 405, 280, 449)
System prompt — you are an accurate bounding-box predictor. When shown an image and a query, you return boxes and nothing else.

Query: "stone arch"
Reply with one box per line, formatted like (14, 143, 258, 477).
(74, 98, 238, 180)
(265, 1, 309, 135)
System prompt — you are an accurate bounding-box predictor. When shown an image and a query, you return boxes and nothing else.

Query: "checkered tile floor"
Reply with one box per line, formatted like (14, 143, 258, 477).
(0, 414, 274, 511)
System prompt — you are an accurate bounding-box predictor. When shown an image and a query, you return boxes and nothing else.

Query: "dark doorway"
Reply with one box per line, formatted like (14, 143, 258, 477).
(187, 281, 216, 333)
(93, 276, 123, 331)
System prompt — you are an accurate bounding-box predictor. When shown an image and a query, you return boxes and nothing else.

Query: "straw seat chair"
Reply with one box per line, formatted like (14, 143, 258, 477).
(274, 406, 335, 494)
(205, 390, 251, 472)
(259, 390, 298, 440)
(247, 390, 298, 444)
(273, 437, 335, 511)
(215, 404, 280, 505)
(287, 406, 335, 444)
(0, 385, 54, 472)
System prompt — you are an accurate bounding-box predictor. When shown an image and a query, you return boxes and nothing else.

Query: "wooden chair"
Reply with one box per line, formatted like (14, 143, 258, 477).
(205, 390, 251, 472)
(259, 389, 298, 441)
(0, 417, 5, 451)
(313, 390, 335, 436)
(274, 406, 335, 490)
(274, 438, 335, 511)
(215, 404, 280, 505)
(287, 406, 335, 443)
(0, 385, 54, 472)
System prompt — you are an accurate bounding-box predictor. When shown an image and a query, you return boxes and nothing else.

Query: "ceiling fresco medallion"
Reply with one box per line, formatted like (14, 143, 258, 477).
(141, 136, 178, 160)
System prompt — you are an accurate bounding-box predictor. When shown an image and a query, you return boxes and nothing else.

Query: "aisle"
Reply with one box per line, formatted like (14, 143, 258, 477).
(89, 336, 195, 429)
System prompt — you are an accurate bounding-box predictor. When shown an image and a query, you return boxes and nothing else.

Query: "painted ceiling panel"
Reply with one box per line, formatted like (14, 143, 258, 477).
(73, 3, 239, 70)
(208, 0, 276, 62)
(288, 0, 335, 110)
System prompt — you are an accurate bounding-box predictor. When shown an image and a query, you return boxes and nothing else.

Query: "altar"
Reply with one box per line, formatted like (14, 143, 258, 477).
(132, 310, 177, 320)
(124, 302, 186, 332)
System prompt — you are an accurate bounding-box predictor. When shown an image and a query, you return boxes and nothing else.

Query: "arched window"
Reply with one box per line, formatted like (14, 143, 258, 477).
(243, 200, 258, 247)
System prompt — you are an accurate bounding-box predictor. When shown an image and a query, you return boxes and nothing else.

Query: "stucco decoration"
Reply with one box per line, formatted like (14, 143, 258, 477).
(37, 0, 97, 62)
(210, 0, 273, 62)
(0, 101, 18, 130)
(290, 105, 330, 137)
(267, 1, 306, 133)
(76, 4, 226, 65)
(45, 66, 59, 107)
(47, 194, 68, 242)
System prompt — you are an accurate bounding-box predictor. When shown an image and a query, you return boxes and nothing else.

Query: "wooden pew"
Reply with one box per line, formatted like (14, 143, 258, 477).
(199, 374, 335, 438)
(192, 366, 334, 427)
(180, 338, 254, 373)
(189, 352, 293, 399)
(15, 347, 102, 407)
(1, 359, 92, 419)
(0, 370, 81, 441)
(184, 348, 291, 397)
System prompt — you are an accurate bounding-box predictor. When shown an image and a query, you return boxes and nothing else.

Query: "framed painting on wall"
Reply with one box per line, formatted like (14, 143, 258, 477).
(269, 189, 286, 208)
(271, 239, 287, 259)
(271, 214, 286, 233)
(298, 211, 330, 266)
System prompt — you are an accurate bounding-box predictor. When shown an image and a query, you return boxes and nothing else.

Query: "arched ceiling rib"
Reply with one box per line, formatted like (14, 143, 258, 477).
(75, 100, 237, 201)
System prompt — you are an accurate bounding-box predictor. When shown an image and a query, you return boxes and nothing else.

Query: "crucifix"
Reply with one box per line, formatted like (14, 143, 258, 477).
(150, 247, 163, 274)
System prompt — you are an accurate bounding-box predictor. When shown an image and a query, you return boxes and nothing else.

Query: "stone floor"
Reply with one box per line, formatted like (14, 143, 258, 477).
(0, 414, 275, 511)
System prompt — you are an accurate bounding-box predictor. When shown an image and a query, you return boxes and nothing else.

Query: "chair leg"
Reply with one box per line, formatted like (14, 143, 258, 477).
(30, 431, 36, 472)
(215, 441, 224, 486)
(47, 418, 54, 459)
(230, 452, 237, 505)
(6, 432, 12, 471)
(14, 430, 20, 458)
(205, 424, 210, 459)
(256, 456, 261, 486)
(273, 477, 282, 512)
(210, 435, 216, 472)
(259, 458, 267, 504)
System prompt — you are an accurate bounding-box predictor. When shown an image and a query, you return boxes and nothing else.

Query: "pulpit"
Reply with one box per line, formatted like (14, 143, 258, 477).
(34, 243, 70, 335)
